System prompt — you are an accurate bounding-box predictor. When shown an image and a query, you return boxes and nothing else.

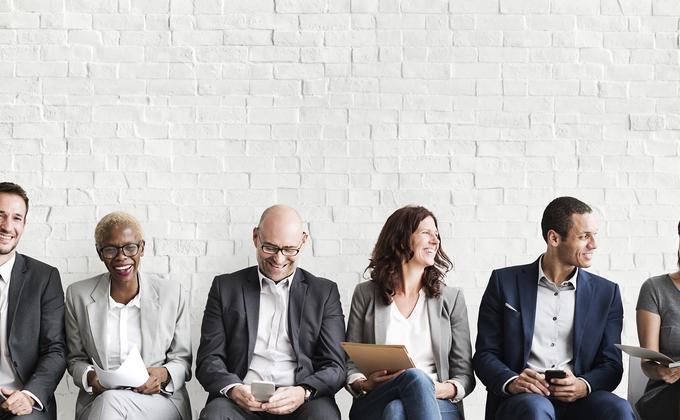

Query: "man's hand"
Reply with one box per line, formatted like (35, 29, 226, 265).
(548, 369, 588, 402)
(228, 385, 264, 412)
(434, 381, 457, 399)
(507, 368, 550, 396)
(262, 386, 305, 415)
(0, 388, 34, 416)
(87, 371, 108, 396)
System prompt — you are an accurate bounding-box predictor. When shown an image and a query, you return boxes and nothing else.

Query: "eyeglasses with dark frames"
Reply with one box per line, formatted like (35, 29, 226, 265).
(98, 241, 144, 260)
(257, 232, 306, 257)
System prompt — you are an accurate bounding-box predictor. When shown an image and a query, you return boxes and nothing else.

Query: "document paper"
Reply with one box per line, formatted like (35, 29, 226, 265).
(93, 346, 149, 388)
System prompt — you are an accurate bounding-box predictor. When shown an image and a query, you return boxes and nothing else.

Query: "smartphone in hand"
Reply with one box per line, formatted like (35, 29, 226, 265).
(544, 369, 567, 382)
(251, 381, 275, 402)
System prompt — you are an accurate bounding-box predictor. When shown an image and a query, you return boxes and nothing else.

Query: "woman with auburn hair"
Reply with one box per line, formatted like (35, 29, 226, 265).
(345, 206, 475, 420)
(635, 220, 680, 420)
(65, 212, 192, 420)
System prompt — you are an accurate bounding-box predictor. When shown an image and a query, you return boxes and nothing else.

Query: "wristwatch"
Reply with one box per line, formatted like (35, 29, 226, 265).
(300, 384, 316, 401)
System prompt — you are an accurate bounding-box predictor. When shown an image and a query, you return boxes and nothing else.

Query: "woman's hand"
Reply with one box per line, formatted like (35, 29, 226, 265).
(87, 371, 108, 396)
(434, 381, 457, 399)
(353, 370, 405, 394)
(644, 362, 680, 384)
(134, 367, 168, 394)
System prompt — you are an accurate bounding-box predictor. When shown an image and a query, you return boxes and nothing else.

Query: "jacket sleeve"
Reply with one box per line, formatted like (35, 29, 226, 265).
(580, 283, 624, 392)
(448, 289, 475, 397)
(298, 282, 346, 397)
(24, 267, 67, 404)
(162, 283, 192, 393)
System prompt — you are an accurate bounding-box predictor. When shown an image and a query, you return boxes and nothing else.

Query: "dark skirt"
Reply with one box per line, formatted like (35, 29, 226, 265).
(636, 380, 680, 420)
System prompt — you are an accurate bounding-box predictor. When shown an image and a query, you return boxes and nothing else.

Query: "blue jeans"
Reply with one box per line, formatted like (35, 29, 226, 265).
(349, 369, 461, 420)
(495, 391, 635, 420)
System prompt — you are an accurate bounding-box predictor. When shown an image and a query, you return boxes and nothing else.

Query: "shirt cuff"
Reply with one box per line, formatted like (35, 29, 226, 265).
(347, 373, 367, 385)
(221, 383, 241, 399)
(446, 379, 466, 402)
(82, 366, 95, 394)
(502, 375, 519, 395)
(577, 377, 591, 394)
(21, 390, 43, 411)
(162, 376, 175, 393)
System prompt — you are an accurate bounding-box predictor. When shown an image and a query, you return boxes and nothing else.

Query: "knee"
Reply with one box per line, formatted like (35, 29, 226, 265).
(498, 395, 554, 420)
(91, 390, 124, 410)
(199, 399, 230, 420)
(605, 396, 635, 420)
(399, 368, 434, 391)
(383, 399, 406, 420)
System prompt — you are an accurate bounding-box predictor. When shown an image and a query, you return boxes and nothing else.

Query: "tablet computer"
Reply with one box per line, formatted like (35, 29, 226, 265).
(341, 342, 415, 376)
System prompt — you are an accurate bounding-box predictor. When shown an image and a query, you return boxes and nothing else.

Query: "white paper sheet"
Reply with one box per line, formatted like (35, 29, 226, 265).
(616, 344, 680, 368)
(93, 346, 149, 388)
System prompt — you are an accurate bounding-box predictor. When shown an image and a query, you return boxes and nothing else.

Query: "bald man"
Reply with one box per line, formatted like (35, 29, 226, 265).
(197, 205, 346, 420)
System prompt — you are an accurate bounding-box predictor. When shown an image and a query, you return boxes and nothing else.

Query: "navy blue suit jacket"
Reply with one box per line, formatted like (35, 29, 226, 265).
(472, 258, 624, 420)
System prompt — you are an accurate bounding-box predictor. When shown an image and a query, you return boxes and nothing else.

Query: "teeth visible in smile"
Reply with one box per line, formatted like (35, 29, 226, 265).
(114, 265, 132, 271)
(0, 233, 13, 240)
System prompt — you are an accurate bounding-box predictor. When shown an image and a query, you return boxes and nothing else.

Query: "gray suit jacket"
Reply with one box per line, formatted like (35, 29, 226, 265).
(8, 253, 66, 419)
(65, 272, 192, 420)
(345, 281, 475, 410)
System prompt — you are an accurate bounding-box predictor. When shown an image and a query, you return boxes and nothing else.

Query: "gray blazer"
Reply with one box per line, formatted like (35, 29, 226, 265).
(345, 281, 475, 409)
(65, 272, 192, 420)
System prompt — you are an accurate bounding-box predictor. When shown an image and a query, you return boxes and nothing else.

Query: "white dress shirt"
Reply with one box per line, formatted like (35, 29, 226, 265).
(0, 253, 43, 410)
(223, 269, 298, 397)
(81, 285, 143, 392)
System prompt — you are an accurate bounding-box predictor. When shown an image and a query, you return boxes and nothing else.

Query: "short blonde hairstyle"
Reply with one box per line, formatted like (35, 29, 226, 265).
(94, 211, 144, 247)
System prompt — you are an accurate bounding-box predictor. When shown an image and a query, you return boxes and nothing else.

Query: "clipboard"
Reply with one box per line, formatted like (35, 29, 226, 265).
(341, 342, 415, 375)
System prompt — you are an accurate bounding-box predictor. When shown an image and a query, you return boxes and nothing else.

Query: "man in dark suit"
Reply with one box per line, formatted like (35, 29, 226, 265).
(473, 197, 635, 420)
(197, 205, 345, 420)
(0, 182, 66, 419)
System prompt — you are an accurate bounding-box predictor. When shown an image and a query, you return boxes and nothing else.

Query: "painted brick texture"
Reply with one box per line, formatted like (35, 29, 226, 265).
(1, 0, 679, 418)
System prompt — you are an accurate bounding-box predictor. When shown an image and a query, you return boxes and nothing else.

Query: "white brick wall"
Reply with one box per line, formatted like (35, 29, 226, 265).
(2, 0, 679, 418)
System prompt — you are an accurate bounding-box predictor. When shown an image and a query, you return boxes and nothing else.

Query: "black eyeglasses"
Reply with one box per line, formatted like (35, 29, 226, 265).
(98, 241, 144, 260)
(257, 232, 306, 257)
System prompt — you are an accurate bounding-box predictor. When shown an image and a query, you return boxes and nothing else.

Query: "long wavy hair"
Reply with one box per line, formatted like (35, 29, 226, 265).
(366, 206, 453, 305)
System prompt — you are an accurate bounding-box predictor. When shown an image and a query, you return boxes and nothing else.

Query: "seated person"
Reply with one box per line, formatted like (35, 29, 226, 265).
(346, 206, 475, 420)
(65, 212, 192, 420)
(635, 219, 680, 420)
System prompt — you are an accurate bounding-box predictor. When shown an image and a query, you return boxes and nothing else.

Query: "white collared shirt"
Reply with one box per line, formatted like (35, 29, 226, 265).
(222, 269, 298, 398)
(0, 253, 43, 410)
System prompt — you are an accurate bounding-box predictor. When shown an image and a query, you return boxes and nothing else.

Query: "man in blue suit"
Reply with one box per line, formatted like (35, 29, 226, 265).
(473, 197, 634, 420)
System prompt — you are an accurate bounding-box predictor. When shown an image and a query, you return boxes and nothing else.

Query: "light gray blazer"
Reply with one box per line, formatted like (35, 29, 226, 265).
(65, 272, 192, 420)
(345, 281, 475, 410)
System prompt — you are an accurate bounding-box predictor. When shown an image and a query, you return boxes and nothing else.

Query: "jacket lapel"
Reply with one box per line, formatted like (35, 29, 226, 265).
(139, 272, 160, 363)
(572, 269, 592, 373)
(518, 259, 540, 365)
(86, 273, 111, 369)
(7, 253, 27, 338)
(287, 269, 306, 358)
(374, 286, 389, 344)
(243, 268, 261, 365)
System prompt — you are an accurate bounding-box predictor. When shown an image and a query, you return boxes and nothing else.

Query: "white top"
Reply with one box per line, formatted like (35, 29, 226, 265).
(385, 288, 438, 380)
(0, 253, 43, 410)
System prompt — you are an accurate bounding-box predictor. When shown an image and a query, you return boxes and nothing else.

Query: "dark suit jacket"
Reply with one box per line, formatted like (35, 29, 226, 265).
(8, 253, 66, 419)
(196, 266, 346, 401)
(473, 258, 624, 420)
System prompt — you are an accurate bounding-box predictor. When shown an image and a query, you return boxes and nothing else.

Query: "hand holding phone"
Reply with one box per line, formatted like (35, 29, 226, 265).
(544, 369, 567, 382)
(251, 381, 275, 402)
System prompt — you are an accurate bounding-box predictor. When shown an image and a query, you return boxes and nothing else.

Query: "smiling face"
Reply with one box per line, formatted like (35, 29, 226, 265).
(407, 216, 440, 269)
(0, 192, 27, 266)
(553, 212, 598, 269)
(99, 224, 144, 285)
(253, 206, 307, 282)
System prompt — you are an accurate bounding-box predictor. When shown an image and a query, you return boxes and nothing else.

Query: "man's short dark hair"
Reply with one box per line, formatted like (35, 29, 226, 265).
(0, 182, 29, 214)
(541, 197, 592, 242)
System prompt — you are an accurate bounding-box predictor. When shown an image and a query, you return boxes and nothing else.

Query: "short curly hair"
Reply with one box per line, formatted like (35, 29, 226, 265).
(94, 211, 144, 247)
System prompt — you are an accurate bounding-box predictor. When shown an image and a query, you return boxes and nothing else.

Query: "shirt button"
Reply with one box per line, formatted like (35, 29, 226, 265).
(554, 292, 558, 296)
(553, 317, 557, 321)
(550, 343, 555, 347)
(551, 364, 555, 368)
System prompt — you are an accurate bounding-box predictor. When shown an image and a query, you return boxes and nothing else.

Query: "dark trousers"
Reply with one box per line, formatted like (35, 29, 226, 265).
(495, 390, 635, 420)
(199, 396, 340, 420)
